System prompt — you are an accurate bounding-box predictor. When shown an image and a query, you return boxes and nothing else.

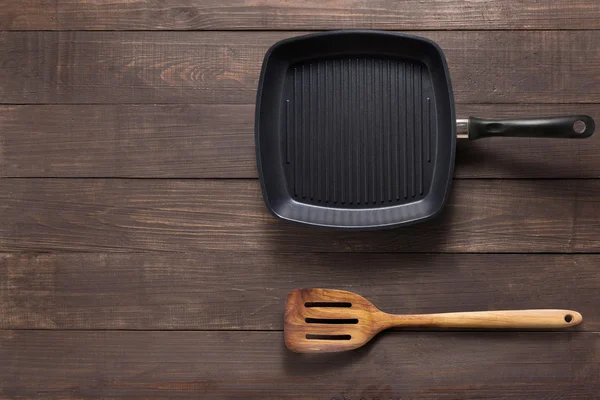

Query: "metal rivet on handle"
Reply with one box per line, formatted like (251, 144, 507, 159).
(573, 120, 587, 134)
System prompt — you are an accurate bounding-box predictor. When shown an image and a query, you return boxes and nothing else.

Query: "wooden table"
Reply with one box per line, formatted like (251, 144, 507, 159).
(1, 1, 599, 398)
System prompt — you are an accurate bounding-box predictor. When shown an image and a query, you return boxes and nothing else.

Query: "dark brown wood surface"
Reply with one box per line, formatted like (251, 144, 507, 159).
(1, 103, 599, 178)
(1, 179, 599, 253)
(0, 31, 598, 104)
(0, 0, 599, 398)
(1, 0, 598, 30)
(2, 330, 598, 399)
(2, 252, 598, 330)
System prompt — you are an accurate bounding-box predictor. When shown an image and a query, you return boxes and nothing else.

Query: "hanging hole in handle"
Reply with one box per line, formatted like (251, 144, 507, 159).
(573, 120, 587, 134)
(564, 314, 573, 323)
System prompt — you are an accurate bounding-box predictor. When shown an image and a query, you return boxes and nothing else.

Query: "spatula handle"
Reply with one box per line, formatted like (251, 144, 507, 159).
(387, 310, 582, 329)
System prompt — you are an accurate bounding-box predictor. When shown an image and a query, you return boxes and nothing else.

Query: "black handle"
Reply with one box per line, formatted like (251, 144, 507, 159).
(468, 115, 595, 141)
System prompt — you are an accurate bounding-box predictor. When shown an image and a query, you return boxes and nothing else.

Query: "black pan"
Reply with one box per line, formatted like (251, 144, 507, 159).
(255, 31, 595, 229)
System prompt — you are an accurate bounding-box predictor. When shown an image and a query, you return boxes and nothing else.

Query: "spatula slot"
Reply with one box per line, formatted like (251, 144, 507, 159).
(305, 318, 358, 324)
(306, 334, 352, 340)
(304, 302, 352, 308)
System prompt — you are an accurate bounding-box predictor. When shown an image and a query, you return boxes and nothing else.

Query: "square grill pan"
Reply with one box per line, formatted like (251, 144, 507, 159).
(255, 31, 455, 229)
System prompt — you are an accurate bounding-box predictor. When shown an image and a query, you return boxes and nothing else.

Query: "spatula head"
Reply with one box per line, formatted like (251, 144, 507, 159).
(284, 288, 384, 353)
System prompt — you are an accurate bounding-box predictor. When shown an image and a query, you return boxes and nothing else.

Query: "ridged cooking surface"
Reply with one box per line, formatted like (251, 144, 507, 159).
(282, 57, 436, 208)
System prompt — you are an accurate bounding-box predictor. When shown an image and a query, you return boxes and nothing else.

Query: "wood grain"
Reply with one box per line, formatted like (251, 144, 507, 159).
(3, 252, 598, 331)
(1, 330, 598, 399)
(0, 104, 255, 178)
(0, 0, 57, 30)
(1, 1, 597, 398)
(1, 103, 598, 178)
(284, 288, 582, 353)
(0, 31, 597, 104)
(1, 0, 598, 30)
(0, 179, 599, 253)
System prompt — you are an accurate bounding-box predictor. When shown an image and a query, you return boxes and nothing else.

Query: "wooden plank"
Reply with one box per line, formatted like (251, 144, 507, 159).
(1, 252, 598, 331)
(0, 104, 255, 178)
(1, 103, 598, 178)
(1, 330, 598, 399)
(0, 0, 57, 30)
(1, 0, 599, 30)
(0, 179, 598, 253)
(0, 31, 597, 104)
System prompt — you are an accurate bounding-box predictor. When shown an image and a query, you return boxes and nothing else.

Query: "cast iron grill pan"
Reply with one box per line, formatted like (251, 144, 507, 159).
(255, 31, 594, 229)
(256, 31, 455, 229)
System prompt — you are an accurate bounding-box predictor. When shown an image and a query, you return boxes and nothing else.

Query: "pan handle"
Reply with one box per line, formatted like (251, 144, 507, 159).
(457, 115, 595, 140)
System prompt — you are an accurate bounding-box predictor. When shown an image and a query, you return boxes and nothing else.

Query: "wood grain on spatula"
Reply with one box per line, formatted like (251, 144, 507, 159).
(284, 289, 583, 353)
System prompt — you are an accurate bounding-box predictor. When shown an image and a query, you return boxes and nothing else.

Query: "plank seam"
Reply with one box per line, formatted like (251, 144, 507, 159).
(2, 29, 599, 32)
(0, 328, 597, 333)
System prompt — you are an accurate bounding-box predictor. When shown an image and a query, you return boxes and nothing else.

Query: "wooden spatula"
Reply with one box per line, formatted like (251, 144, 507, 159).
(284, 288, 582, 353)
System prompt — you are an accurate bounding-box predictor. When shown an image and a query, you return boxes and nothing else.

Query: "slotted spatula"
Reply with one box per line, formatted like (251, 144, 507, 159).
(284, 288, 582, 353)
